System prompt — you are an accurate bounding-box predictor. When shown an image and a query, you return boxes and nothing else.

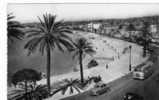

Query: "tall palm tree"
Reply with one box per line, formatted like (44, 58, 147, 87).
(70, 38, 95, 83)
(7, 13, 24, 41)
(24, 13, 73, 93)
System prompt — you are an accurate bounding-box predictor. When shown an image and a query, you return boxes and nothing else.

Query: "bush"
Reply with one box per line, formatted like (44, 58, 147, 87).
(10, 85, 50, 100)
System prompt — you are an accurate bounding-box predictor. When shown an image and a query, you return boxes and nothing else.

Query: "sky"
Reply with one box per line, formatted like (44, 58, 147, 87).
(7, 3, 159, 23)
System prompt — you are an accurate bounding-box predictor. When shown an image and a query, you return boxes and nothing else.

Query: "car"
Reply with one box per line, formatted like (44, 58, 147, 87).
(89, 36, 95, 39)
(89, 82, 111, 96)
(123, 92, 144, 100)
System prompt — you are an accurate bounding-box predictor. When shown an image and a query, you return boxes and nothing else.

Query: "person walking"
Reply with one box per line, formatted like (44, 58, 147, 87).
(118, 52, 120, 59)
(106, 64, 109, 69)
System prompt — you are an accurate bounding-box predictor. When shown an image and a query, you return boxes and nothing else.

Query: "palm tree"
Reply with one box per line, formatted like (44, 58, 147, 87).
(7, 13, 24, 41)
(70, 38, 95, 83)
(24, 13, 73, 94)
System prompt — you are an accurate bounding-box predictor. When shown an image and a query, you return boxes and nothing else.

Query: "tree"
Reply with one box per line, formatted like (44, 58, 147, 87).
(8, 84, 50, 100)
(7, 13, 24, 42)
(24, 13, 73, 93)
(118, 24, 123, 30)
(140, 21, 152, 57)
(70, 38, 95, 83)
(126, 23, 136, 41)
(11, 68, 42, 93)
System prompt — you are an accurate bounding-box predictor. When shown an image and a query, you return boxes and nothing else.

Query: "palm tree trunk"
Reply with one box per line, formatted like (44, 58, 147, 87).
(24, 80, 28, 100)
(24, 80, 28, 94)
(33, 81, 36, 89)
(46, 45, 51, 94)
(79, 51, 84, 83)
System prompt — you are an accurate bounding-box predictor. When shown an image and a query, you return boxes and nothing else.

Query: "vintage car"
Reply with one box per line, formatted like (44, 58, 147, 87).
(89, 82, 111, 96)
(123, 92, 144, 100)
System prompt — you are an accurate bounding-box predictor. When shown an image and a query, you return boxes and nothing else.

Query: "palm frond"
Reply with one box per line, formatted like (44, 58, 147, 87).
(24, 37, 44, 55)
(43, 14, 49, 30)
(71, 50, 79, 59)
(58, 38, 74, 51)
(7, 14, 25, 41)
(68, 47, 76, 53)
(25, 29, 41, 34)
(60, 33, 73, 41)
(37, 16, 48, 33)
(39, 39, 46, 55)
(73, 85, 81, 93)
(59, 29, 73, 34)
(27, 32, 42, 38)
(8, 21, 24, 28)
(49, 15, 56, 33)
(61, 86, 68, 95)
(8, 28, 24, 40)
(69, 86, 74, 94)
(85, 48, 96, 54)
(45, 37, 55, 51)
(7, 13, 15, 20)
(55, 42, 65, 52)
(53, 21, 64, 30)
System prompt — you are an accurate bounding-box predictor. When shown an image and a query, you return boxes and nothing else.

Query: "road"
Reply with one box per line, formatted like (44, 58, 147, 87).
(62, 47, 159, 100)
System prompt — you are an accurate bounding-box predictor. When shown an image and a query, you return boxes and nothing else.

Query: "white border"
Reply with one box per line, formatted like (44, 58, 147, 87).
(0, 0, 7, 99)
(4, 0, 159, 3)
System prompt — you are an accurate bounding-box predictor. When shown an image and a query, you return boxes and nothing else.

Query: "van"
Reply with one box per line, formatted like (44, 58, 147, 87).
(133, 61, 153, 80)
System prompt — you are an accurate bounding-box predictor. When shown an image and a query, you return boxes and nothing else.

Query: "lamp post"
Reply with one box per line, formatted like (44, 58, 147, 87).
(129, 45, 132, 71)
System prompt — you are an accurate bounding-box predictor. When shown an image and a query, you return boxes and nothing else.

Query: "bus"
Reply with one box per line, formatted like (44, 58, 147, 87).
(133, 61, 153, 80)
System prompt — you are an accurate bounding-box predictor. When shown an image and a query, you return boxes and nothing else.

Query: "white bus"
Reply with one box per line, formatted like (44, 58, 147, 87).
(133, 61, 154, 80)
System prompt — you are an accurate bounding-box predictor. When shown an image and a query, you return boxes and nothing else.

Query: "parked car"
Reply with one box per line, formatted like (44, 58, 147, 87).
(89, 82, 110, 96)
(133, 61, 153, 80)
(87, 59, 98, 68)
(123, 92, 144, 100)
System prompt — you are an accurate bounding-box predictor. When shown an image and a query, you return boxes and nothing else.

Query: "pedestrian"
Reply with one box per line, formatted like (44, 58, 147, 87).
(118, 53, 120, 59)
(106, 64, 108, 69)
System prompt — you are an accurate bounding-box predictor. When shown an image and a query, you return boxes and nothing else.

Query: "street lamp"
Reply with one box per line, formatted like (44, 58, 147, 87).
(129, 45, 132, 71)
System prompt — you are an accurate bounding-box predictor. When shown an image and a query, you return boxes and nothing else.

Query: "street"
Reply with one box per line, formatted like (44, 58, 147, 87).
(62, 47, 159, 100)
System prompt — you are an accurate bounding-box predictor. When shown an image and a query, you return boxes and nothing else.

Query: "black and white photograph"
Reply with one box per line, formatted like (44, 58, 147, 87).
(6, 3, 159, 100)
